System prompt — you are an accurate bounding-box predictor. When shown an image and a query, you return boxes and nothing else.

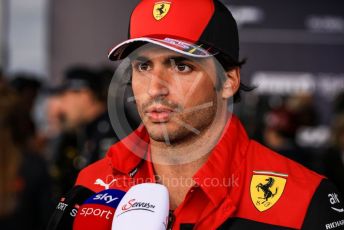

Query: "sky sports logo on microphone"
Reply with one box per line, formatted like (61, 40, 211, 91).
(84, 189, 126, 207)
(73, 189, 126, 229)
(77, 189, 126, 219)
(94, 192, 119, 204)
(119, 199, 156, 215)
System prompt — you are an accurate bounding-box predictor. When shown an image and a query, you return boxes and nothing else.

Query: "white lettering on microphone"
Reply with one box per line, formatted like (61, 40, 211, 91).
(121, 199, 156, 211)
(70, 208, 78, 217)
(57, 202, 68, 211)
(79, 207, 113, 220)
(93, 193, 119, 204)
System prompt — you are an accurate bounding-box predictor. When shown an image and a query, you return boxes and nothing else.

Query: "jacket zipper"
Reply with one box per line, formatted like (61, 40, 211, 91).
(167, 210, 175, 230)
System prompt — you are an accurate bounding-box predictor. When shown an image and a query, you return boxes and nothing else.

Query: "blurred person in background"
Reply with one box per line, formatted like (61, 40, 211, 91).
(49, 66, 120, 196)
(323, 103, 344, 195)
(0, 70, 5, 86)
(262, 93, 320, 171)
(44, 89, 77, 198)
(263, 107, 298, 155)
(286, 93, 318, 128)
(45, 93, 65, 139)
(0, 83, 52, 230)
(10, 74, 43, 155)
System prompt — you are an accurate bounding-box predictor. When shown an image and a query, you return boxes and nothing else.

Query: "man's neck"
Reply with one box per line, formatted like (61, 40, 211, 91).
(150, 107, 229, 209)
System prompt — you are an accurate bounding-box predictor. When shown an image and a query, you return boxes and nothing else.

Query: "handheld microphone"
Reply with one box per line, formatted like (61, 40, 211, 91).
(112, 183, 169, 230)
(73, 189, 126, 230)
(46, 185, 95, 230)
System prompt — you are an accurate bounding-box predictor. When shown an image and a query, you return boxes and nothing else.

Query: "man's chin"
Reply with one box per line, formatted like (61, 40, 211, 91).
(146, 125, 192, 144)
(146, 125, 173, 142)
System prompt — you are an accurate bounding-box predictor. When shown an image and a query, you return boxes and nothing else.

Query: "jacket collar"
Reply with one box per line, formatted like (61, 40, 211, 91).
(106, 125, 149, 175)
(106, 115, 250, 207)
(193, 115, 250, 207)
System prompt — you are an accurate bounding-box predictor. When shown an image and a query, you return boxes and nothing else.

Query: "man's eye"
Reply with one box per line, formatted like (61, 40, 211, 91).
(137, 63, 151, 72)
(175, 64, 192, 73)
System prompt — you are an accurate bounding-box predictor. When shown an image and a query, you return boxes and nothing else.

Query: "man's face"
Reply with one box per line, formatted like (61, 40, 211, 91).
(131, 45, 219, 144)
(59, 89, 94, 130)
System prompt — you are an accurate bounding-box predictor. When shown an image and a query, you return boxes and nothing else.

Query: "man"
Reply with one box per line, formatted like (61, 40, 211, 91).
(10, 75, 42, 153)
(50, 66, 119, 195)
(324, 113, 344, 196)
(74, 0, 344, 229)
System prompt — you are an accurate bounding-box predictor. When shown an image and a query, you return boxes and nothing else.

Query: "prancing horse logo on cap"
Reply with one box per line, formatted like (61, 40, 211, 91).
(153, 2, 171, 20)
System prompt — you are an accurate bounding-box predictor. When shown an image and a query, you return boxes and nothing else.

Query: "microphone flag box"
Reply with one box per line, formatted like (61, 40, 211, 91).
(73, 189, 126, 230)
(112, 183, 169, 230)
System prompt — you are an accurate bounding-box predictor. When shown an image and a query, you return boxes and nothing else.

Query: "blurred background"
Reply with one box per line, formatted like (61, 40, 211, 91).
(0, 0, 343, 229)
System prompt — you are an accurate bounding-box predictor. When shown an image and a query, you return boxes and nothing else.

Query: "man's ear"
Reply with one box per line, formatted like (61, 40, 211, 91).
(221, 67, 240, 99)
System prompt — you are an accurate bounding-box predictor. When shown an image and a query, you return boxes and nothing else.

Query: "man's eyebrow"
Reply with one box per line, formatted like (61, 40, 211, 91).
(131, 56, 150, 62)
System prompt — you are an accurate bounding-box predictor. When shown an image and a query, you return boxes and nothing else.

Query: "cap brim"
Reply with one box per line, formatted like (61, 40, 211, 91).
(43, 79, 92, 95)
(42, 85, 65, 95)
(108, 37, 218, 61)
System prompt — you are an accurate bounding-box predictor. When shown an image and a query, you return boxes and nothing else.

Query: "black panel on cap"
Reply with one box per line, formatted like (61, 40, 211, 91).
(199, 0, 239, 62)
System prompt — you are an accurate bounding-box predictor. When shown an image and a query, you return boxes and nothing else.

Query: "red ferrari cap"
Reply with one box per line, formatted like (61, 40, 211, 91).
(108, 0, 239, 62)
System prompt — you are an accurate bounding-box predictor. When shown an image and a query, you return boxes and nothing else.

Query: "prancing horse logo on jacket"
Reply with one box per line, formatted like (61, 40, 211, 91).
(256, 177, 278, 201)
(250, 171, 288, 212)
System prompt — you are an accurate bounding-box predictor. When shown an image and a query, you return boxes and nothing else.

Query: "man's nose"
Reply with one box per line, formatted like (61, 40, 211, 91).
(147, 67, 169, 97)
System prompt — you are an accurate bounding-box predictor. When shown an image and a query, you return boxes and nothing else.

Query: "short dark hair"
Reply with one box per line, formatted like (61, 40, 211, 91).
(214, 53, 254, 103)
(64, 66, 113, 103)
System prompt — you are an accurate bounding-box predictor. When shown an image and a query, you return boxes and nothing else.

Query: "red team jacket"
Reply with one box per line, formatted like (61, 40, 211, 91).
(74, 116, 344, 229)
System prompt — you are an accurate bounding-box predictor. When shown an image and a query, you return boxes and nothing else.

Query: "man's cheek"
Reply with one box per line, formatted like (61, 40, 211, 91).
(136, 104, 145, 118)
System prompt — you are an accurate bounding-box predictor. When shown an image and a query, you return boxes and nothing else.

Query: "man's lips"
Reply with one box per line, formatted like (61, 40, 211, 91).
(144, 106, 175, 122)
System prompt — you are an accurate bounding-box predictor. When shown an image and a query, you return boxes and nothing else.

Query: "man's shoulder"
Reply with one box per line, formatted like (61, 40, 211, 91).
(245, 140, 325, 211)
(231, 140, 330, 229)
(247, 140, 323, 183)
(302, 179, 344, 229)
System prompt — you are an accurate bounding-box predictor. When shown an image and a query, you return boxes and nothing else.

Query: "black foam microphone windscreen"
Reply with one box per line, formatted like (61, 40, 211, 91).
(46, 185, 94, 230)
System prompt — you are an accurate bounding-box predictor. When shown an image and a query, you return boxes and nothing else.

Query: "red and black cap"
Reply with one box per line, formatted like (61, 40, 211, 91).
(108, 0, 239, 62)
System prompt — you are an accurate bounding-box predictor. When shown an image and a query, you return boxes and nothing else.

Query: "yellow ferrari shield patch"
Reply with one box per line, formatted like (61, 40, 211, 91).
(250, 171, 288, 212)
(153, 2, 171, 20)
